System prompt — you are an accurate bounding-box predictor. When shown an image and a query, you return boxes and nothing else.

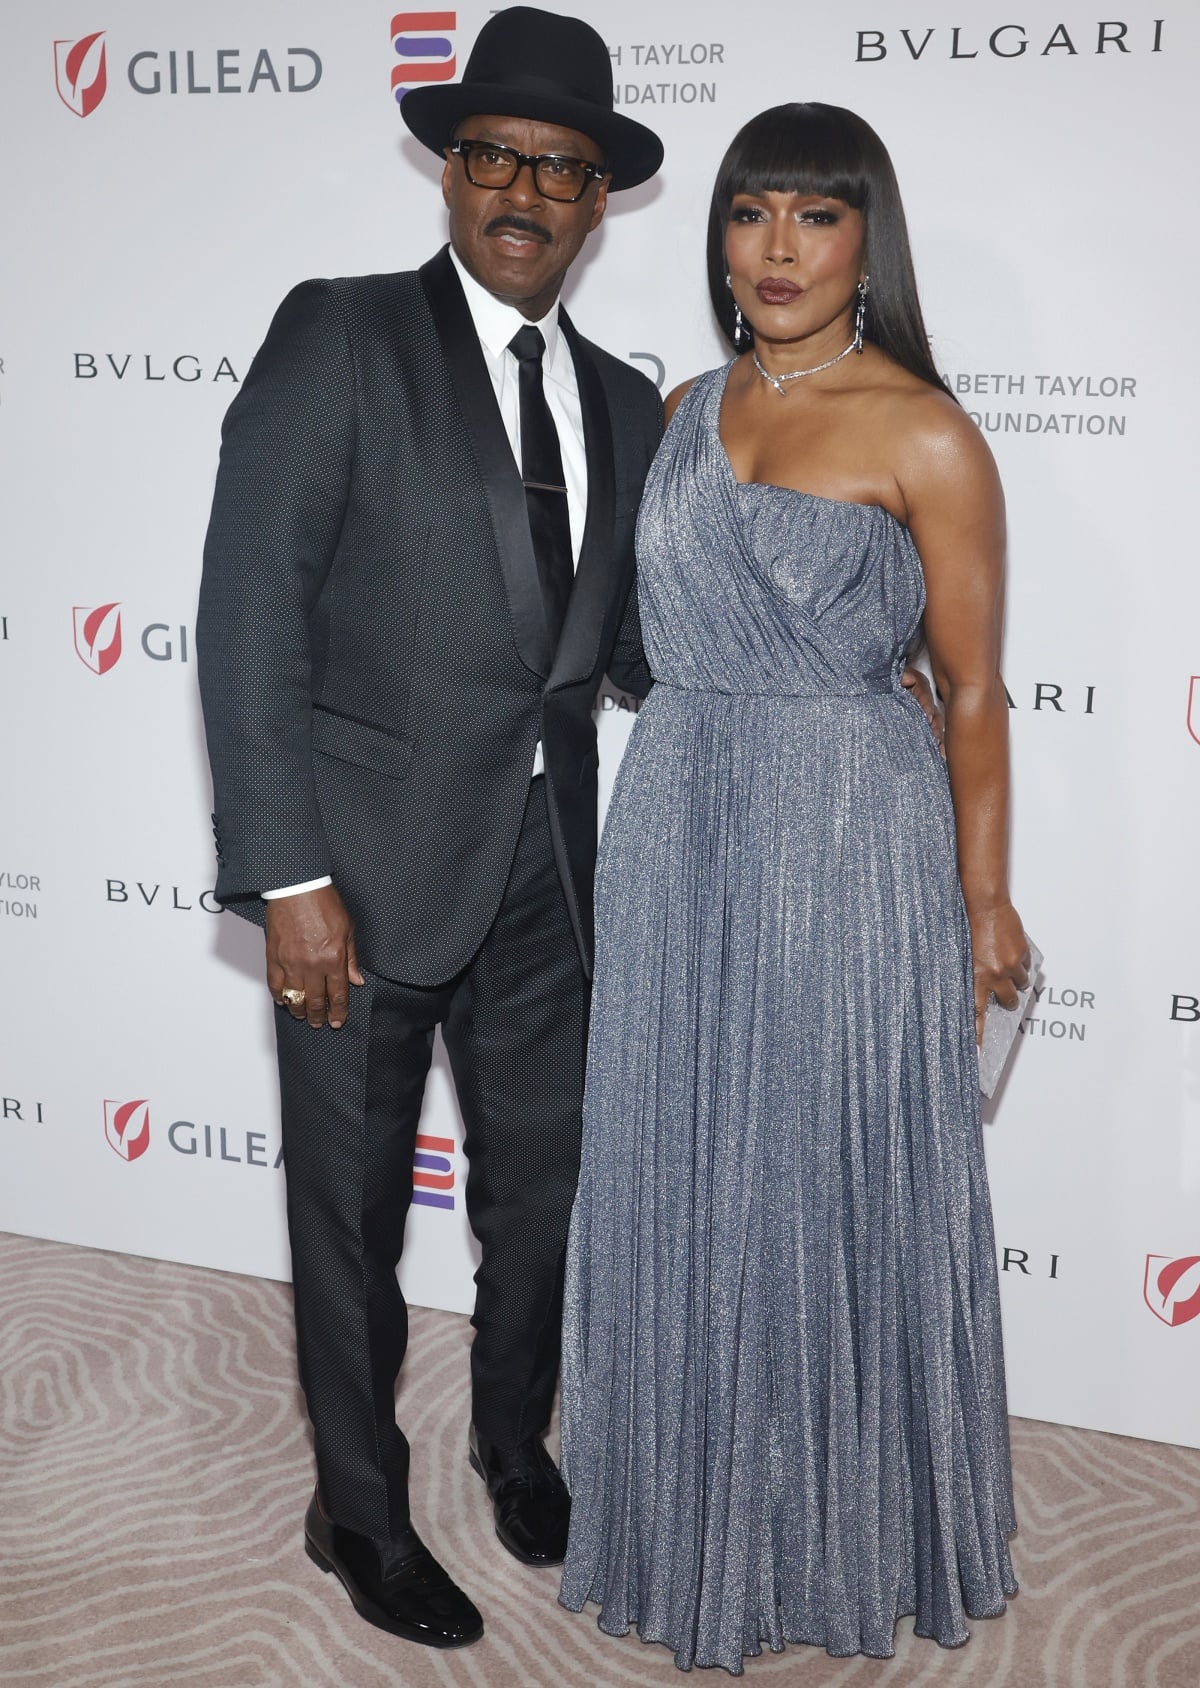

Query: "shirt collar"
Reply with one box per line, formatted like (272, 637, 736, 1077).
(448, 245, 564, 375)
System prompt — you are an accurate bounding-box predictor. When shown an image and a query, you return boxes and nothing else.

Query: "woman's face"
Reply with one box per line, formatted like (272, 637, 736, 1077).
(724, 190, 866, 349)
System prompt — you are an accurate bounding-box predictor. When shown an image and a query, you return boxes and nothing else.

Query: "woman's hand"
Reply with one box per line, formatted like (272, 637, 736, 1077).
(969, 901, 1031, 1046)
(900, 665, 945, 752)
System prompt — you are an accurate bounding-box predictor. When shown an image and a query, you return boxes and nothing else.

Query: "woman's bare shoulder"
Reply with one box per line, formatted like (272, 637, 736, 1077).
(881, 383, 1003, 530)
(889, 381, 996, 484)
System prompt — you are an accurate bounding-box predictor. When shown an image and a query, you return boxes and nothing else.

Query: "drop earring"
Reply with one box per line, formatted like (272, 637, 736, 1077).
(726, 272, 748, 351)
(854, 275, 870, 353)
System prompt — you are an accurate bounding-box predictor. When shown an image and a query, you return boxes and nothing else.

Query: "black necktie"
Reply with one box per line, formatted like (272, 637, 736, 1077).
(508, 324, 574, 652)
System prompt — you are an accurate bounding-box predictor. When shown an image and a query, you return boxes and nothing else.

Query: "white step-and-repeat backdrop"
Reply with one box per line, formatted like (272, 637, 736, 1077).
(3, 3, 1198, 1450)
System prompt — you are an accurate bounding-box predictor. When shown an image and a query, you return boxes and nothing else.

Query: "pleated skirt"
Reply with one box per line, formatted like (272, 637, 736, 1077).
(559, 685, 1017, 1673)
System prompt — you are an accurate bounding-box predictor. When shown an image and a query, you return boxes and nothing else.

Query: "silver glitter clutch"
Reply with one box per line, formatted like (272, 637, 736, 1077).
(977, 939, 1043, 1098)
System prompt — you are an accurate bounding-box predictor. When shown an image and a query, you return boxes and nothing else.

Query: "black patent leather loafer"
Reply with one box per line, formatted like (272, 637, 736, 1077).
(304, 1491, 483, 1648)
(468, 1425, 571, 1566)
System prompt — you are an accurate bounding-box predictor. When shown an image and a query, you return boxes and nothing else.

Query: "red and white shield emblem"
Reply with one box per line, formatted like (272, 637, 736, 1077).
(105, 1099, 150, 1162)
(54, 32, 108, 119)
(1143, 1254, 1200, 1327)
(1187, 678, 1200, 746)
(73, 603, 122, 674)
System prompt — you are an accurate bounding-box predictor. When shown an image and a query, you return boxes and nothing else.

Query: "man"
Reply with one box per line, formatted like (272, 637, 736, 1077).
(196, 7, 663, 1652)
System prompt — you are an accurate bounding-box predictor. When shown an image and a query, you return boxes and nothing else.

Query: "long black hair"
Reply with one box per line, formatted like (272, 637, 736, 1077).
(707, 102, 952, 397)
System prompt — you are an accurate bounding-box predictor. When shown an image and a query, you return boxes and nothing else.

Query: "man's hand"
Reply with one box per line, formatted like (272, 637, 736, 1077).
(266, 884, 364, 1029)
(900, 665, 945, 753)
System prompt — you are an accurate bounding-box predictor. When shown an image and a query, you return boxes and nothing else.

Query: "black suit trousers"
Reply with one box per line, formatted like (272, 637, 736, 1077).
(276, 780, 587, 1548)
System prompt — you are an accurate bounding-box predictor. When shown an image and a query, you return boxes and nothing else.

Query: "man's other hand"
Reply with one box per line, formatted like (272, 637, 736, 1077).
(266, 884, 364, 1029)
(900, 665, 945, 753)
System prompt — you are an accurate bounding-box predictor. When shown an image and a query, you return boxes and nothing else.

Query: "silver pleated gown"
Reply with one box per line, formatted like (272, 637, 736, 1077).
(559, 365, 1016, 1671)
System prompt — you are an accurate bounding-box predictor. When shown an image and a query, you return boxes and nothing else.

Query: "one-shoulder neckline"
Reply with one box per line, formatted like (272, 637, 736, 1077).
(710, 361, 913, 536)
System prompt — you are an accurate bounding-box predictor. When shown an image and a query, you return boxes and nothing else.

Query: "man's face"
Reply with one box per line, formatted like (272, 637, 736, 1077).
(442, 113, 610, 320)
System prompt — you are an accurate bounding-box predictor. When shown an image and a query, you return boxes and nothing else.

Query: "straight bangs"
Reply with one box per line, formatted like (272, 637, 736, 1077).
(706, 102, 952, 397)
(715, 105, 873, 219)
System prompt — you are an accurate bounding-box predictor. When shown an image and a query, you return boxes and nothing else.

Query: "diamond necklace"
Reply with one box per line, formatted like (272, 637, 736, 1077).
(752, 338, 856, 395)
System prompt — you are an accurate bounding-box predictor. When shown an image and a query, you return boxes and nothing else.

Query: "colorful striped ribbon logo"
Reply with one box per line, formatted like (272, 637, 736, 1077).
(413, 1132, 455, 1209)
(391, 12, 456, 105)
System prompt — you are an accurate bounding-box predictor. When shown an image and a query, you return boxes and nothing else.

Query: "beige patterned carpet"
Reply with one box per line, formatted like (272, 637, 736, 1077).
(2, 1232, 1199, 1688)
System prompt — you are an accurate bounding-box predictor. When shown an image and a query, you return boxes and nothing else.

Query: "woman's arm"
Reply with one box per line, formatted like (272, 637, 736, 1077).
(902, 398, 1030, 1042)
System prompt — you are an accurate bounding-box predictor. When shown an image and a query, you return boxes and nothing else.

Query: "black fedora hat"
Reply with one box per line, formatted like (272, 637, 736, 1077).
(401, 6, 663, 191)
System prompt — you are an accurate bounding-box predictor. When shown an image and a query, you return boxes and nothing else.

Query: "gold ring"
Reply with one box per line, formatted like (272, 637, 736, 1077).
(281, 987, 307, 1010)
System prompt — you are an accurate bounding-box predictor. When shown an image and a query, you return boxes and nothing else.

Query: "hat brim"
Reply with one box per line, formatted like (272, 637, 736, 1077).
(401, 82, 664, 192)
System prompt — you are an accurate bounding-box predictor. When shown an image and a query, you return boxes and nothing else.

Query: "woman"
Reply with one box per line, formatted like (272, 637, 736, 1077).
(558, 103, 1029, 1670)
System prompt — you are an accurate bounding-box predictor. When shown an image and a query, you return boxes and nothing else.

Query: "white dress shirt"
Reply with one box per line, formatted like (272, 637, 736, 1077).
(264, 247, 587, 901)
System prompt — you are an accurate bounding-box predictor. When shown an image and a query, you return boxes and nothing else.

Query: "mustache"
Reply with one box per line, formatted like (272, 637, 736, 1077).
(484, 215, 552, 244)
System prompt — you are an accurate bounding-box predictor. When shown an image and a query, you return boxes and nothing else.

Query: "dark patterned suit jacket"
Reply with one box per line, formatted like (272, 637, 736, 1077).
(196, 246, 661, 984)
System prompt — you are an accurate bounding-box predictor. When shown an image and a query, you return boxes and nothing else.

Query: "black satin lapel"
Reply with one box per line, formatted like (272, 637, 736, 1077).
(548, 314, 616, 690)
(419, 248, 551, 677)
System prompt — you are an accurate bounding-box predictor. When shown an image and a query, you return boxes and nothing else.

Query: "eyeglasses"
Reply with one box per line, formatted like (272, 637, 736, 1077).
(448, 140, 608, 203)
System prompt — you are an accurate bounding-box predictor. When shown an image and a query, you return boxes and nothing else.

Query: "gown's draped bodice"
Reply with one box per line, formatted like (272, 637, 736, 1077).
(635, 364, 925, 700)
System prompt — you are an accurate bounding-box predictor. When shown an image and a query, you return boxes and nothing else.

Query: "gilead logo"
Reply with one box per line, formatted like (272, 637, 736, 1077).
(73, 603, 122, 674)
(73, 607, 193, 672)
(116, 1116, 456, 1210)
(1143, 1255, 1200, 1328)
(55, 31, 108, 117)
(105, 1099, 150, 1162)
(391, 12, 456, 104)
